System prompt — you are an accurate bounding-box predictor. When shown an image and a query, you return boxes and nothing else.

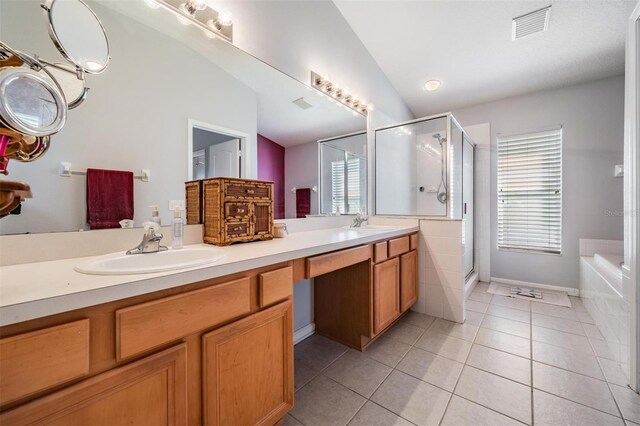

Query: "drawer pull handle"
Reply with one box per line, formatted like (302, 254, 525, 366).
(246, 189, 255, 194)
(237, 209, 245, 213)
(233, 227, 242, 231)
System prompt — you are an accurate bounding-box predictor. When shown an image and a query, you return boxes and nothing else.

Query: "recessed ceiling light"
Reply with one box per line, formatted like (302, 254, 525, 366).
(424, 80, 441, 91)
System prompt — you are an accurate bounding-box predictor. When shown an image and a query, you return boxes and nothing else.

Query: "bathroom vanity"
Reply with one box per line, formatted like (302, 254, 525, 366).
(0, 226, 418, 425)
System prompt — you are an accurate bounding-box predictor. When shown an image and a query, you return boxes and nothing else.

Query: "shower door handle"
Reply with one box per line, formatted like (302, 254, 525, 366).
(464, 203, 467, 215)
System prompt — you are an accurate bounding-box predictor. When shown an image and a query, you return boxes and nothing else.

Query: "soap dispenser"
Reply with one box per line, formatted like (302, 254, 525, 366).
(150, 205, 161, 226)
(172, 206, 183, 249)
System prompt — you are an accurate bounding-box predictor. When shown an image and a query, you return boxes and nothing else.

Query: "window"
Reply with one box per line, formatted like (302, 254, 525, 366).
(320, 132, 367, 215)
(331, 160, 345, 214)
(331, 157, 362, 214)
(497, 128, 562, 254)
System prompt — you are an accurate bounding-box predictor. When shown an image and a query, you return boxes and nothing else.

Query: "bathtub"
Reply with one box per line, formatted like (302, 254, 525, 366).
(579, 251, 629, 384)
(593, 253, 624, 297)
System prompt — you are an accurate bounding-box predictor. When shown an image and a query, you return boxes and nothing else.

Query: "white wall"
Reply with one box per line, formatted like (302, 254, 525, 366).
(217, 0, 414, 124)
(454, 75, 625, 289)
(284, 142, 319, 219)
(0, 1, 257, 234)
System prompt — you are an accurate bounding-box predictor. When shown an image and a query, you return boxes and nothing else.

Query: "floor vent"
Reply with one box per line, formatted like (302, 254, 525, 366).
(510, 287, 542, 299)
(512, 6, 551, 40)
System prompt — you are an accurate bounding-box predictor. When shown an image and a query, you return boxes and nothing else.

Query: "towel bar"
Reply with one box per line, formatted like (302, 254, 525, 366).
(59, 162, 150, 182)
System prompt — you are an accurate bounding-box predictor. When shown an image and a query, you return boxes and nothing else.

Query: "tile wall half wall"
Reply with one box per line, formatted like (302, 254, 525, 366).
(418, 220, 465, 322)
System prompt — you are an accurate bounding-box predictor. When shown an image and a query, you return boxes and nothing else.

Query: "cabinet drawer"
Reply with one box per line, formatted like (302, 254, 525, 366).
(388, 236, 410, 258)
(306, 245, 371, 278)
(374, 242, 388, 263)
(225, 221, 250, 239)
(410, 233, 418, 250)
(259, 266, 293, 307)
(225, 183, 271, 199)
(1, 344, 187, 426)
(225, 202, 250, 219)
(116, 278, 251, 360)
(0, 319, 90, 405)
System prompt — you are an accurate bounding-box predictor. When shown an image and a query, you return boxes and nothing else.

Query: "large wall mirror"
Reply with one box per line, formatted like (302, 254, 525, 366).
(0, 0, 366, 234)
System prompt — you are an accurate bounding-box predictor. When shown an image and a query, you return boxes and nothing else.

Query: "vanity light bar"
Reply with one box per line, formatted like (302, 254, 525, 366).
(145, 0, 233, 43)
(310, 71, 371, 117)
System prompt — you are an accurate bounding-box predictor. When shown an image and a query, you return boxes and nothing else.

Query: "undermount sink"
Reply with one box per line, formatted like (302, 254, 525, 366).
(75, 246, 226, 275)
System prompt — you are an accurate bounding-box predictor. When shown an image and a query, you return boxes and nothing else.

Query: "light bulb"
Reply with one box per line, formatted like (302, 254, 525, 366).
(190, 0, 207, 10)
(216, 9, 232, 26)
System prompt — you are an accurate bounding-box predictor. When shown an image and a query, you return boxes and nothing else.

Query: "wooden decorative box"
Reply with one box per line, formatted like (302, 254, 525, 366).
(184, 180, 202, 225)
(186, 177, 274, 246)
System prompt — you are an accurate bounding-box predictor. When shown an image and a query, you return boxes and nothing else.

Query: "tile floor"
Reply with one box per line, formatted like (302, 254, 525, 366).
(285, 282, 640, 426)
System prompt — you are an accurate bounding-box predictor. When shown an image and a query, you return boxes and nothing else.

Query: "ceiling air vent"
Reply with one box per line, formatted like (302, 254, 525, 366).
(512, 6, 551, 40)
(292, 97, 313, 110)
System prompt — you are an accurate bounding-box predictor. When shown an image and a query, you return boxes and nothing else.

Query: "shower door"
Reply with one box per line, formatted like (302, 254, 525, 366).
(463, 136, 475, 278)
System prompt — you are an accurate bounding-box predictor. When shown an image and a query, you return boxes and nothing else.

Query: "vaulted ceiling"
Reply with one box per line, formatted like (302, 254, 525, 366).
(334, 0, 636, 117)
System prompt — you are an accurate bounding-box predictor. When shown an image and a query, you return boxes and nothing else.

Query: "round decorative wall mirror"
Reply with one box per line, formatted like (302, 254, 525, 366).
(0, 67, 67, 137)
(42, 0, 110, 74)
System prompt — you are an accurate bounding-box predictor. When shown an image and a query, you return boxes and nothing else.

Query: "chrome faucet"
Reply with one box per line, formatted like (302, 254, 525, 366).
(351, 212, 368, 228)
(126, 222, 168, 255)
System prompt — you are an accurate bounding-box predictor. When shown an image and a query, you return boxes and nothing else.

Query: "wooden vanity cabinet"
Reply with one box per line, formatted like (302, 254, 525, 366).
(0, 263, 294, 426)
(373, 257, 400, 334)
(312, 232, 419, 350)
(203, 300, 293, 426)
(0, 344, 188, 425)
(400, 250, 418, 313)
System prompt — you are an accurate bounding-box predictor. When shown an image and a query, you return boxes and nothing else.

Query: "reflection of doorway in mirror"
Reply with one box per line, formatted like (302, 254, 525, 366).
(193, 150, 206, 180)
(208, 138, 240, 178)
(187, 119, 247, 181)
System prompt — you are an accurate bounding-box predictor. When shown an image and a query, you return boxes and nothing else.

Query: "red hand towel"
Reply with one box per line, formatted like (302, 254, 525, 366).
(296, 188, 311, 218)
(86, 168, 134, 229)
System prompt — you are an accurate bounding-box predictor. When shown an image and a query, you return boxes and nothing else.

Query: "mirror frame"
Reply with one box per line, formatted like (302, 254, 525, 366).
(0, 67, 67, 136)
(41, 0, 111, 74)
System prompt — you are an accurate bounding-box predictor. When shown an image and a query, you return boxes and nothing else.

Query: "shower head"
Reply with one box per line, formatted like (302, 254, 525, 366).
(432, 133, 446, 145)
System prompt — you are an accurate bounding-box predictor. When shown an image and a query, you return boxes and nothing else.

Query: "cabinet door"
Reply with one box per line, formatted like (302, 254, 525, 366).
(252, 202, 273, 236)
(400, 250, 418, 312)
(373, 257, 400, 334)
(0, 344, 187, 426)
(203, 300, 293, 426)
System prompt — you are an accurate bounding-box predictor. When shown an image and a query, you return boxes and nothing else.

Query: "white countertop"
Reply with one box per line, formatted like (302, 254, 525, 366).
(0, 225, 417, 326)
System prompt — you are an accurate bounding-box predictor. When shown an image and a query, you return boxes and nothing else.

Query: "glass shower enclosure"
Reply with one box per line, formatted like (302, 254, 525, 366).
(374, 113, 475, 278)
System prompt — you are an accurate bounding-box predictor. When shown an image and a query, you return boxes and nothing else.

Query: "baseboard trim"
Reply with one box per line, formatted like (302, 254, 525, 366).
(294, 323, 315, 345)
(491, 276, 580, 296)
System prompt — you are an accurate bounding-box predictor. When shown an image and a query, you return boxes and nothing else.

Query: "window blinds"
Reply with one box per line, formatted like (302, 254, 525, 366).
(346, 158, 361, 214)
(497, 128, 562, 254)
(331, 158, 362, 214)
(331, 160, 345, 214)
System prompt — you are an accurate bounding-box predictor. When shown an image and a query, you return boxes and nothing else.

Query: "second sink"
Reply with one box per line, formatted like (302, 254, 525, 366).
(75, 246, 226, 275)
